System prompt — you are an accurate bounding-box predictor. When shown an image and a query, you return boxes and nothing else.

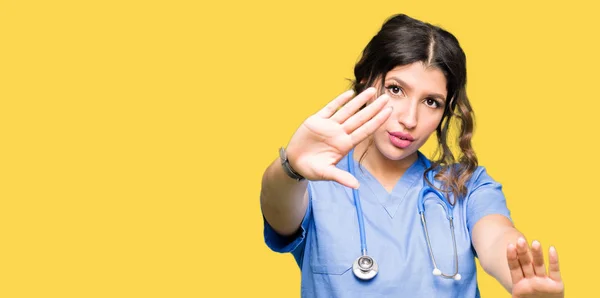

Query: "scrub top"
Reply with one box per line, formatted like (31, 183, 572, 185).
(263, 151, 512, 298)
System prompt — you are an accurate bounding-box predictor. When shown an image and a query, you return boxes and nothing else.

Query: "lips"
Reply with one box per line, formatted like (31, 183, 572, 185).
(388, 131, 414, 149)
(389, 131, 414, 141)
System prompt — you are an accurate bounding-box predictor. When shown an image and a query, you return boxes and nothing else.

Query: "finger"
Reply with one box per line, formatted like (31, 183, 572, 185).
(507, 243, 524, 284)
(349, 106, 393, 145)
(516, 237, 535, 278)
(342, 94, 390, 133)
(531, 240, 547, 277)
(320, 166, 360, 189)
(548, 246, 562, 282)
(330, 87, 377, 123)
(316, 89, 356, 118)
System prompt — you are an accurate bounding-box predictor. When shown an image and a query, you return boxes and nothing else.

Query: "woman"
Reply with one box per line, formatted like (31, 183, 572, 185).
(260, 13, 564, 297)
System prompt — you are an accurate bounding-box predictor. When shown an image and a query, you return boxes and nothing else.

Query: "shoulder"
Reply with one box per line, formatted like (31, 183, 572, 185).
(431, 161, 499, 188)
(466, 165, 501, 190)
(427, 161, 502, 200)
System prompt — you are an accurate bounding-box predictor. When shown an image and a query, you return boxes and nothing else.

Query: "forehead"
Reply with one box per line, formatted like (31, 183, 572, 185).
(384, 62, 447, 97)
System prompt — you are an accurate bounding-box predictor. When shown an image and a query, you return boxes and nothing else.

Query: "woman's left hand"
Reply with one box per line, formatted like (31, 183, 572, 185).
(507, 237, 564, 298)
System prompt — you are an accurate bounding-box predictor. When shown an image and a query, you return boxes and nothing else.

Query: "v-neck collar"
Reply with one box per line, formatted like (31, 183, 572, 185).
(350, 150, 428, 218)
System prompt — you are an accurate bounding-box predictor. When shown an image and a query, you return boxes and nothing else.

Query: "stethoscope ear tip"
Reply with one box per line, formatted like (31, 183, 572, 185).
(454, 274, 462, 281)
(432, 268, 442, 276)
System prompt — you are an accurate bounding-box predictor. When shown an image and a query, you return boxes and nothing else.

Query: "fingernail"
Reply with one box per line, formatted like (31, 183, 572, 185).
(517, 237, 526, 247)
(532, 240, 540, 247)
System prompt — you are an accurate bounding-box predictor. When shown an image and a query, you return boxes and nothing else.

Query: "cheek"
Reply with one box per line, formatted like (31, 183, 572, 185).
(415, 109, 442, 133)
(422, 116, 442, 134)
(426, 118, 440, 130)
(375, 114, 394, 133)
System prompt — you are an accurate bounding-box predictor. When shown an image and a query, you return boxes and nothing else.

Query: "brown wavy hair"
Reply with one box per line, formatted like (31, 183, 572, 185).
(351, 14, 477, 204)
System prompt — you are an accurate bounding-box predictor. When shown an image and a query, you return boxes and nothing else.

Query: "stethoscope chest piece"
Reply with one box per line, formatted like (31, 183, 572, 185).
(352, 255, 378, 280)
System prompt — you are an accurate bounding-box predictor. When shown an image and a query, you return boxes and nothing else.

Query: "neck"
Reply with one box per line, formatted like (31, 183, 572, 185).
(353, 139, 419, 189)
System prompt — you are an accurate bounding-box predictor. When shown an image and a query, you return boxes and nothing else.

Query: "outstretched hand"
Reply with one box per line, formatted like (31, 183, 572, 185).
(507, 237, 564, 298)
(285, 87, 391, 189)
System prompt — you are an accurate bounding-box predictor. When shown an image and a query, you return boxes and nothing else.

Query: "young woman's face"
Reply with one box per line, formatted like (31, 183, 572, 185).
(371, 62, 448, 161)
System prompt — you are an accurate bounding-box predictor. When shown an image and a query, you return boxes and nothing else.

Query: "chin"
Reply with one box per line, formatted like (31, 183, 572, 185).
(376, 142, 416, 161)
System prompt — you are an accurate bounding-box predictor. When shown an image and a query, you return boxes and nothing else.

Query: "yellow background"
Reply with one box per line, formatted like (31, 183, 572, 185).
(1, 0, 598, 297)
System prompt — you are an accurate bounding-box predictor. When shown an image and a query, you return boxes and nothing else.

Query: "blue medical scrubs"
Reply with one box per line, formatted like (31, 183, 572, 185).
(263, 151, 511, 297)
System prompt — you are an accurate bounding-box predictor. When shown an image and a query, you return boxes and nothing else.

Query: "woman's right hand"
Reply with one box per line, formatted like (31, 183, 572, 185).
(285, 87, 392, 189)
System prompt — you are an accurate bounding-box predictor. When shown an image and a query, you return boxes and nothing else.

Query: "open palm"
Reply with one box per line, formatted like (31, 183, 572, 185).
(508, 238, 564, 298)
(285, 87, 391, 189)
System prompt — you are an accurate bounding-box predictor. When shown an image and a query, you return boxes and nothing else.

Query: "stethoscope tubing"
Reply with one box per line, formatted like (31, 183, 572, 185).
(347, 152, 368, 256)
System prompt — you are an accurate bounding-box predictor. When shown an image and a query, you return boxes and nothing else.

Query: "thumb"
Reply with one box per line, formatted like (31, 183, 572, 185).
(321, 166, 360, 189)
(548, 246, 562, 282)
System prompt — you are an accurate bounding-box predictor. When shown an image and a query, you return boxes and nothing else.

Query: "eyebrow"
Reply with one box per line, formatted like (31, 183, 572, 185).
(386, 76, 447, 102)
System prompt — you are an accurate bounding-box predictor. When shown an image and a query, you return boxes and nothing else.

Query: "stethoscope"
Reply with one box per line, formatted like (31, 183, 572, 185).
(346, 149, 462, 281)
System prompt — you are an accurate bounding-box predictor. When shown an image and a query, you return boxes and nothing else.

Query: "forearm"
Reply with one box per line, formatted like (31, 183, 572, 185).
(479, 226, 524, 293)
(260, 158, 309, 236)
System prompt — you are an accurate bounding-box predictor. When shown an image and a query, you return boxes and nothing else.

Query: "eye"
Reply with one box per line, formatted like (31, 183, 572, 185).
(385, 84, 404, 97)
(424, 98, 441, 109)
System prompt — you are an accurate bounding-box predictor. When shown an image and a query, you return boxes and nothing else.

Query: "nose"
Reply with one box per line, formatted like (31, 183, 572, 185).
(398, 100, 418, 130)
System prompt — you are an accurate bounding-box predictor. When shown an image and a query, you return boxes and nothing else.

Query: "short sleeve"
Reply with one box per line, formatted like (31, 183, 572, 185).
(263, 186, 313, 254)
(465, 167, 512, 237)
